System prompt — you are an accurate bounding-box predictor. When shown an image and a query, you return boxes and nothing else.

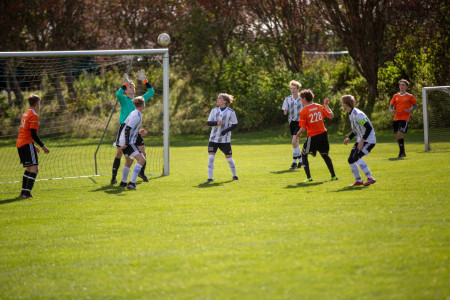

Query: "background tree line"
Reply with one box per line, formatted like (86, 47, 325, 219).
(0, 0, 448, 134)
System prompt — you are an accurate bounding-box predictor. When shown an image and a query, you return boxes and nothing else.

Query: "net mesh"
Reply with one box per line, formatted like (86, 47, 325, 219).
(0, 55, 165, 184)
(424, 87, 450, 150)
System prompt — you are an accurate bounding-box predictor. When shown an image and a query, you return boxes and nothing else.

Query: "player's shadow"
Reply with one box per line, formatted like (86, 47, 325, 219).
(333, 186, 366, 192)
(0, 196, 30, 205)
(388, 157, 405, 161)
(270, 169, 298, 175)
(285, 181, 323, 189)
(90, 183, 142, 195)
(196, 180, 234, 188)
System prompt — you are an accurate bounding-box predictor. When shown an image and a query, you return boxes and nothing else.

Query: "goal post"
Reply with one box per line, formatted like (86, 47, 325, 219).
(422, 86, 450, 152)
(0, 49, 170, 185)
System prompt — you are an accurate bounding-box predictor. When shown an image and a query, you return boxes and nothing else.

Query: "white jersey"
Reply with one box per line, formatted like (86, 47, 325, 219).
(119, 109, 142, 146)
(208, 107, 238, 143)
(282, 95, 303, 122)
(349, 108, 376, 144)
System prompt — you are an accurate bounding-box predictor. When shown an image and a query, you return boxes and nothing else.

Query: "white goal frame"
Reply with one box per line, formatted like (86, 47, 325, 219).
(422, 86, 450, 152)
(0, 49, 170, 175)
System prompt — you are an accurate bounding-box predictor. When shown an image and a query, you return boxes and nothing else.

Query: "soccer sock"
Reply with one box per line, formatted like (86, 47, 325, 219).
(302, 154, 311, 178)
(139, 162, 146, 176)
(349, 163, 362, 182)
(320, 153, 336, 177)
(357, 159, 372, 179)
(112, 157, 121, 179)
(398, 138, 405, 154)
(25, 172, 37, 194)
(208, 155, 215, 179)
(130, 163, 143, 184)
(22, 170, 30, 194)
(121, 166, 130, 183)
(292, 148, 297, 163)
(226, 157, 237, 177)
(296, 147, 302, 163)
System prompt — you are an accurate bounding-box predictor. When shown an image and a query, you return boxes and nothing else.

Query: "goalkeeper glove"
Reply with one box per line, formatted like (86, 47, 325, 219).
(137, 70, 147, 81)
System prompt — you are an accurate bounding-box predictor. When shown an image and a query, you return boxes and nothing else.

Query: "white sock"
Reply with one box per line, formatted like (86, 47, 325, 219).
(130, 163, 143, 183)
(208, 155, 215, 179)
(357, 159, 372, 179)
(121, 166, 130, 183)
(296, 147, 302, 162)
(349, 163, 362, 182)
(292, 148, 297, 162)
(226, 157, 237, 177)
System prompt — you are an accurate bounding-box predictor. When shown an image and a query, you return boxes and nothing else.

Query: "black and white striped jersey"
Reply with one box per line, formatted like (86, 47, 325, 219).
(208, 107, 238, 143)
(282, 95, 303, 122)
(349, 108, 376, 144)
(119, 109, 142, 146)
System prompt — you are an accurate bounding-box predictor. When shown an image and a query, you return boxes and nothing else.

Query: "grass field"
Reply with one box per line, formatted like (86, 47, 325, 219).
(0, 130, 449, 299)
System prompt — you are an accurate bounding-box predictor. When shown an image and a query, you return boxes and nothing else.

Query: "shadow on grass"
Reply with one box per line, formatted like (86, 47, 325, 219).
(388, 157, 405, 161)
(90, 182, 144, 195)
(285, 181, 324, 189)
(196, 179, 234, 188)
(0, 196, 30, 205)
(333, 186, 366, 192)
(270, 169, 298, 175)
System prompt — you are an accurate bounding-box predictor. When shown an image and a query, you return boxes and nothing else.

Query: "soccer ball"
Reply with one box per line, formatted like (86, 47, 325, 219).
(157, 33, 171, 47)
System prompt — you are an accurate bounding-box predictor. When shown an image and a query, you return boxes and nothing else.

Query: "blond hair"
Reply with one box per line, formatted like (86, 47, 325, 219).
(133, 96, 145, 108)
(219, 93, 234, 105)
(398, 79, 410, 86)
(289, 80, 302, 89)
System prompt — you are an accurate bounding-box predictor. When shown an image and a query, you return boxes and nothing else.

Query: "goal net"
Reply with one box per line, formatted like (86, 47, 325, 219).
(0, 49, 169, 185)
(422, 86, 450, 151)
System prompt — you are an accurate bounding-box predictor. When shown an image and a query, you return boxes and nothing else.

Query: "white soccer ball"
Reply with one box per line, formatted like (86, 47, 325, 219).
(157, 33, 171, 47)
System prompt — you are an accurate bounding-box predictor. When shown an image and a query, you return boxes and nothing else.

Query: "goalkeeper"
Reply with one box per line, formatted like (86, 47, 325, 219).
(111, 70, 154, 185)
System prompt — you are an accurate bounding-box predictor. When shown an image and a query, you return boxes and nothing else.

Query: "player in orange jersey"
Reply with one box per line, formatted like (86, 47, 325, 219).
(389, 79, 417, 158)
(295, 89, 337, 182)
(16, 94, 50, 198)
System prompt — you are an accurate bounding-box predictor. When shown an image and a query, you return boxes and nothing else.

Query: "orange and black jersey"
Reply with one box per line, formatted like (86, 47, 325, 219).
(17, 109, 43, 148)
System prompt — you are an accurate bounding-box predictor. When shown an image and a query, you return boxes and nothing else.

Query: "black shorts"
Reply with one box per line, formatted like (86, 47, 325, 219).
(302, 131, 330, 156)
(208, 142, 232, 155)
(393, 120, 408, 134)
(348, 142, 376, 164)
(123, 143, 141, 158)
(289, 121, 301, 136)
(18, 143, 38, 167)
(115, 124, 144, 146)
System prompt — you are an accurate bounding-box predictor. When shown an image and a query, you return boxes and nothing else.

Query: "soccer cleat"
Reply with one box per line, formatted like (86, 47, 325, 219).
(119, 181, 127, 187)
(20, 192, 33, 199)
(290, 162, 297, 169)
(233, 176, 239, 180)
(303, 177, 313, 182)
(331, 176, 338, 181)
(364, 178, 377, 186)
(397, 153, 406, 159)
(297, 162, 302, 169)
(110, 178, 117, 185)
(349, 181, 364, 186)
(206, 179, 213, 183)
(127, 182, 137, 190)
(138, 173, 149, 182)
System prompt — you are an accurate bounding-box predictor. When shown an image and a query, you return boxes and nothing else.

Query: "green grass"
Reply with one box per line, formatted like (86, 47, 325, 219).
(0, 131, 449, 299)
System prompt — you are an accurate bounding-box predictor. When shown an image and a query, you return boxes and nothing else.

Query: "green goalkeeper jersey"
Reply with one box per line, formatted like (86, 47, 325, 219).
(116, 85, 154, 124)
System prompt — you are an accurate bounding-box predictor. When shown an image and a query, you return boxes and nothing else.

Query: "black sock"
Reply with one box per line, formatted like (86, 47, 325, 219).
(22, 171, 30, 193)
(26, 172, 37, 194)
(398, 138, 405, 154)
(321, 153, 336, 177)
(139, 162, 146, 176)
(302, 154, 311, 178)
(112, 157, 121, 179)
